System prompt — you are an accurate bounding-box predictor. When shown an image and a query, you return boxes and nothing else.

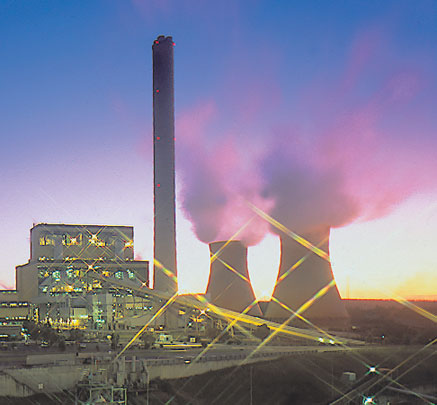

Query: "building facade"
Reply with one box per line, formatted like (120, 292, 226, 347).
(15, 223, 151, 329)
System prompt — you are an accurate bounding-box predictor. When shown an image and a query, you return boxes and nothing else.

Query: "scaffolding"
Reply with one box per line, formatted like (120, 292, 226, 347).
(75, 382, 127, 405)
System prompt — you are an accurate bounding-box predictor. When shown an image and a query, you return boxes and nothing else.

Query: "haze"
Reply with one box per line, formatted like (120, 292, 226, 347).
(1, 1, 436, 300)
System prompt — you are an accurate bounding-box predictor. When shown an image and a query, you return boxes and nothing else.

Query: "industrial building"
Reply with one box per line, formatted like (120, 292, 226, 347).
(13, 223, 151, 329)
(0, 290, 30, 340)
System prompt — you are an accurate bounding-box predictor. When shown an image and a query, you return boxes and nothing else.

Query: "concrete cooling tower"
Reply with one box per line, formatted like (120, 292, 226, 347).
(205, 241, 262, 317)
(265, 227, 349, 326)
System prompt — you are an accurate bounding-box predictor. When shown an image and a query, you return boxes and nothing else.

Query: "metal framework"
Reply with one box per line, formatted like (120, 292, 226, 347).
(75, 382, 127, 405)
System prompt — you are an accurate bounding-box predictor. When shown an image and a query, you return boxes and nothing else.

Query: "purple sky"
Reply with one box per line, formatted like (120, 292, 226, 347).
(1, 1, 437, 298)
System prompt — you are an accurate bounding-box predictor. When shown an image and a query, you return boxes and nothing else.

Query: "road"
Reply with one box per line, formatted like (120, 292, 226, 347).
(0, 342, 347, 369)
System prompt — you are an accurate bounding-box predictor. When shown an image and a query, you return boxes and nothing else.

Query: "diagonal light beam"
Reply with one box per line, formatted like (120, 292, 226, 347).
(114, 292, 179, 360)
(248, 202, 329, 261)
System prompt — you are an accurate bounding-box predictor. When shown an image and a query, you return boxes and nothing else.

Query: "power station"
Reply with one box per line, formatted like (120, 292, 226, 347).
(139, 34, 349, 325)
(149, 35, 348, 324)
(1, 35, 350, 340)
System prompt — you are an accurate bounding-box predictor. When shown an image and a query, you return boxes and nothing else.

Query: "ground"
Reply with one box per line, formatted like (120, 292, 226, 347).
(2, 346, 436, 404)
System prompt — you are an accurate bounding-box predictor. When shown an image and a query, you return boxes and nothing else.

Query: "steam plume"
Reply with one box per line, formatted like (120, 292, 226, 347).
(177, 29, 437, 242)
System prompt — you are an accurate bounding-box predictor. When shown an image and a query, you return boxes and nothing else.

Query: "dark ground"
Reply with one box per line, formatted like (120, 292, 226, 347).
(1, 346, 436, 404)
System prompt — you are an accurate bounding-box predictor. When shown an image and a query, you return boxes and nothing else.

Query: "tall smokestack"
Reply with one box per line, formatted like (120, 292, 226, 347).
(206, 241, 262, 317)
(153, 35, 177, 294)
(266, 227, 348, 325)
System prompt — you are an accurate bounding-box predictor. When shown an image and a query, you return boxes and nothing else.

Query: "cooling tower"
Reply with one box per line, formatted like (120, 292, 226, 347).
(152, 35, 177, 294)
(205, 241, 262, 317)
(265, 227, 349, 326)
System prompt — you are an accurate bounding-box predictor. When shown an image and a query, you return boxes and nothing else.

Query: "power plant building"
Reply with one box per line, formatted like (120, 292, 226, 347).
(15, 223, 151, 329)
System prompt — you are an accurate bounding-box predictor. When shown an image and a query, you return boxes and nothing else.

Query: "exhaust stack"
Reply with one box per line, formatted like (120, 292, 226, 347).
(152, 35, 177, 294)
(205, 241, 262, 317)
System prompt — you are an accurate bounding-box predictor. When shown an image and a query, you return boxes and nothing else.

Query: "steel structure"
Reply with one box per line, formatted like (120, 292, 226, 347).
(75, 382, 127, 404)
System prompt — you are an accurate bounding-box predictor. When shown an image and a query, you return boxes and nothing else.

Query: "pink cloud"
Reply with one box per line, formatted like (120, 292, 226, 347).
(176, 27, 437, 241)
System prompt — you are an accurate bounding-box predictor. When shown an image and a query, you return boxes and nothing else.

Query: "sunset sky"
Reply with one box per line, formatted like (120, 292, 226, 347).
(1, 0, 436, 300)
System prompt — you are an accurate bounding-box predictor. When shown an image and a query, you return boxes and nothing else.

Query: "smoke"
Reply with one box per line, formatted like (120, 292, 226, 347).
(177, 102, 273, 246)
(261, 139, 358, 234)
(177, 28, 437, 242)
(262, 68, 433, 235)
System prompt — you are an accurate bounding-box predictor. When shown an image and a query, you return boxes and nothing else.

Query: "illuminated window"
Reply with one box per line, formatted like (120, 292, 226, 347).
(89, 234, 105, 247)
(38, 269, 50, 279)
(39, 235, 55, 246)
(63, 233, 82, 246)
(126, 269, 135, 280)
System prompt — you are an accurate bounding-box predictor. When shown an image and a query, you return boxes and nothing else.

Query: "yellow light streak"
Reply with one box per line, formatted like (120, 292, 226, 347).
(239, 280, 337, 365)
(275, 236, 328, 287)
(373, 349, 437, 404)
(115, 292, 178, 360)
(248, 202, 329, 261)
(209, 216, 255, 265)
(391, 293, 437, 324)
(268, 289, 382, 384)
(216, 257, 250, 283)
(194, 294, 259, 340)
(276, 255, 307, 284)
(330, 339, 437, 405)
(153, 258, 178, 284)
(189, 297, 260, 366)
(195, 296, 317, 341)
